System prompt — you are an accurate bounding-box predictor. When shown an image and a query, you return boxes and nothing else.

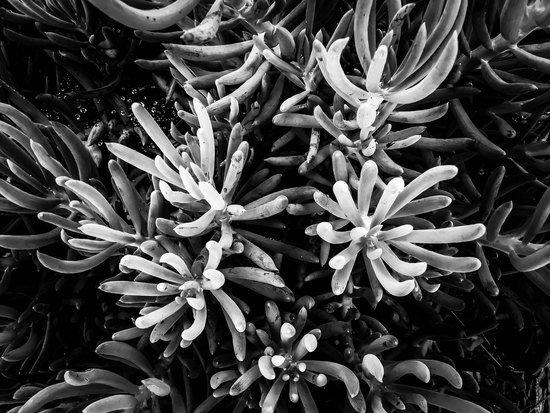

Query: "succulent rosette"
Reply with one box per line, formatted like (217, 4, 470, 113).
(17, 342, 172, 413)
(35, 160, 151, 274)
(312, 161, 485, 300)
(100, 240, 245, 357)
(101, 237, 292, 358)
(106, 100, 292, 254)
(2, 1, 544, 412)
(360, 354, 489, 413)
(223, 302, 363, 413)
(307, 0, 465, 159)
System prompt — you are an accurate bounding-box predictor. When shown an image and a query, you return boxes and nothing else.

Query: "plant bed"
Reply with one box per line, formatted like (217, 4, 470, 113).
(0, 1, 550, 412)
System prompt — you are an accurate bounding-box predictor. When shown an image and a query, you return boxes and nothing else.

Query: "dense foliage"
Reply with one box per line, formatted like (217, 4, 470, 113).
(0, 0, 550, 412)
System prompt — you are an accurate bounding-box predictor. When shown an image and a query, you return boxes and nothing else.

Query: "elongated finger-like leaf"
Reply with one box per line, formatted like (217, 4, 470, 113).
(384, 360, 431, 384)
(106, 143, 181, 188)
(314, 40, 361, 109)
(38, 212, 82, 233)
(100, 281, 178, 296)
(362, 354, 384, 382)
(51, 122, 96, 182)
(313, 191, 347, 219)
(358, 160, 378, 215)
(211, 289, 246, 332)
(181, 304, 207, 341)
(317, 222, 352, 244)
(159, 180, 196, 205)
(95, 341, 154, 377)
(0, 227, 61, 249)
(235, 228, 319, 263)
(0, 129, 43, 180)
(86, 0, 200, 30)
(83, 394, 138, 413)
(523, 184, 550, 245)
(391, 196, 452, 218)
(391, 240, 481, 272)
(0, 102, 54, 156)
(64, 179, 126, 231)
(18, 382, 120, 413)
(38, 243, 121, 274)
(395, 224, 486, 244)
(227, 278, 294, 302)
(389, 385, 490, 413)
(80, 224, 138, 245)
(418, 359, 462, 388)
(220, 267, 285, 287)
(173, 208, 217, 237)
(371, 256, 416, 297)
(378, 241, 427, 276)
(120, 255, 188, 283)
(332, 253, 356, 296)
(229, 365, 261, 395)
(260, 373, 286, 413)
(333, 181, 365, 227)
(510, 245, 550, 272)
(31, 141, 70, 178)
(486, 201, 513, 243)
(136, 300, 185, 330)
(388, 166, 458, 217)
(0, 179, 60, 211)
(132, 103, 186, 170)
(6, 158, 48, 194)
(304, 360, 360, 397)
(219, 304, 247, 362)
(108, 160, 147, 236)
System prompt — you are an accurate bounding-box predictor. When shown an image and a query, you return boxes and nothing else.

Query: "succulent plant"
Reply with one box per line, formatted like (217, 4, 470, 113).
(218, 300, 364, 413)
(309, 160, 485, 301)
(2, 1, 550, 413)
(360, 354, 491, 413)
(100, 236, 291, 360)
(0, 102, 101, 252)
(462, 0, 550, 71)
(3, 0, 137, 124)
(35, 165, 146, 274)
(106, 100, 318, 263)
(16, 341, 171, 413)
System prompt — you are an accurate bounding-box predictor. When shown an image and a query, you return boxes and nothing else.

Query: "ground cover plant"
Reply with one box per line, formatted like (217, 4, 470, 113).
(1, 0, 550, 412)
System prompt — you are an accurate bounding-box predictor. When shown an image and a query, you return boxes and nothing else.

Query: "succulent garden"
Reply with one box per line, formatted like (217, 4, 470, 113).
(2, 0, 550, 412)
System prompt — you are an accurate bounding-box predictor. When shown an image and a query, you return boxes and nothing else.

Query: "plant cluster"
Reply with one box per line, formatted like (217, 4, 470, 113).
(1, 0, 550, 413)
